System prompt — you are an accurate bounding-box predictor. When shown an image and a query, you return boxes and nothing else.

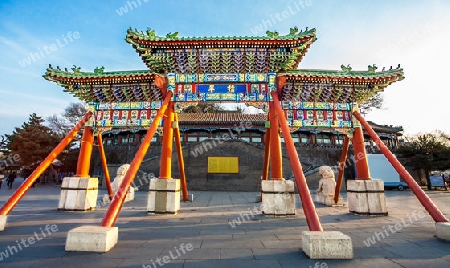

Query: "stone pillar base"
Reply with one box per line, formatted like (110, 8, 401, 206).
(0, 215, 7, 231)
(302, 231, 353, 259)
(58, 177, 98, 211)
(261, 180, 296, 217)
(147, 178, 180, 214)
(436, 222, 450, 241)
(315, 194, 345, 206)
(347, 179, 387, 216)
(65, 225, 118, 252)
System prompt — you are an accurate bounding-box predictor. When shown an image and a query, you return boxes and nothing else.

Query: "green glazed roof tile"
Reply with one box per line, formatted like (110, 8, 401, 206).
(285, 67, 404, 80)
(126, 27, 316, 43)
(43, 66, 154, 80)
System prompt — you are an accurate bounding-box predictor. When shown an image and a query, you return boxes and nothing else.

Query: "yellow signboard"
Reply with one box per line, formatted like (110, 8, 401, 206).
(207, 156, 239, 174)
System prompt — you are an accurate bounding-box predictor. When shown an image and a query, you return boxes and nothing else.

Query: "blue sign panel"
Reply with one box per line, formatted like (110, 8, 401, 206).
(197, 84, 247, 94)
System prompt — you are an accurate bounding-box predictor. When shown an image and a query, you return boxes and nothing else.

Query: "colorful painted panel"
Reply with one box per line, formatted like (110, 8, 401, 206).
(95, 102, 162, 110)
(197, 84, 247, 94)
(268, 73, 276, 91)
(169, 79, 272, 102)
(88, 98, 355, 130)
(174, 92, 199, 101)
(90, 101, 163, 128)
(176, 73, 198, 83)
(282, 102, 352, 110)
(196, 84, 246, 102)
(178, 83, 272, 102)
(282, 101, 353, 129)
(203, 74, 241, 82)
(246, 73, 267, 82)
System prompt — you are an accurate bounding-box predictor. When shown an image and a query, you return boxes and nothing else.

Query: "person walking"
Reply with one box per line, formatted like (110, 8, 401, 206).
(7, 171, 16, 189)
(0, 171, 4, 189)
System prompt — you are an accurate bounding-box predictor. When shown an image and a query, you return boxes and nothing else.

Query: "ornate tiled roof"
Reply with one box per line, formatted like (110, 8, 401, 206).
(101, 113, 403, 136)
(126, 27, 317, 73)
(279, 65, 404, 103)
(43, 66, 161, 103)
(176, 114, 403, 135)
(177, 113, 267, 125)
(125, 27, 316, 46)
(44, 27, 404, 107)
(284, 66, 404, 80)
(366, 121, 403, 135)
(43, 66, 155, 83)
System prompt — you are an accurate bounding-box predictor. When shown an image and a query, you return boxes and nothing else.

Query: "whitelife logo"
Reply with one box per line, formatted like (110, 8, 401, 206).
(0, 224, 58, 261)
(18, 31, 81, 68)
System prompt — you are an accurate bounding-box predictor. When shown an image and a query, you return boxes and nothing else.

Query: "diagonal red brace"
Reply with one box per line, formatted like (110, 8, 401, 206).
(270, 91, 323, 231)
(101, 91, 173, 227)
(353, 110, 448, 223)
(0, 110, 93, 216)
(97, 132, 113, 200)
(174, 113, 189, 201)
(335, 136, 350, 204)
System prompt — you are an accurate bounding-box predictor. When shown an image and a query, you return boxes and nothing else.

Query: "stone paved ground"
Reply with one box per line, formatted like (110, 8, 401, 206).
(0, 180, 449, 268)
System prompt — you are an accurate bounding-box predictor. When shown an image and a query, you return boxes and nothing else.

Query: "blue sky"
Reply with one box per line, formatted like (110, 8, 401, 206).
(0, 0, 449, 136)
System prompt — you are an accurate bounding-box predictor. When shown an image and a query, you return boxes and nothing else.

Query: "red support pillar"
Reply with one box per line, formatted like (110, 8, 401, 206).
(159, 102, 175, 179)
(277, 76, 287, 99)
(334, 136, 350, 204)
(174, 113, 189, 201)
(101, 92, 173, 227)
(75, 126, 94, 177)
(262, 117, 271, 181)
(0, 110, 93, 216)
(353, 110, 448, 223)
(97, 132, 113, 200)
(351, 126, 371, 180)
(269, 102, 283, 180)
(270, 91, 323, 231)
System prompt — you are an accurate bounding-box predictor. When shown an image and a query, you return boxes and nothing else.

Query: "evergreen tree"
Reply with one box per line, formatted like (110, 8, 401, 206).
(6, 113, 61, 166)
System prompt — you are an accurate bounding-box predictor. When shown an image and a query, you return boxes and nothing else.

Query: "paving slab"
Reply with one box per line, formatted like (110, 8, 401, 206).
(252, 248, 307, 260)
(0, 184, 449, 267)
(220, 248, 254, 260)
(184, 259, 282, 268)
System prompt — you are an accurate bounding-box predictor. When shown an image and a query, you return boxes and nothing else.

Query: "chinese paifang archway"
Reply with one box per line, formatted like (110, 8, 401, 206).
(0, 27, 448, 257)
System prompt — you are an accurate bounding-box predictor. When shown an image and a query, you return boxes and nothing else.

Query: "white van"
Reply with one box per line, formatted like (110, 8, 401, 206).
(364, 154, 408, 191)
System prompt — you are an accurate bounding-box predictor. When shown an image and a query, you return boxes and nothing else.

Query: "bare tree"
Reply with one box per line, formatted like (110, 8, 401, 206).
(359, 92, 384, 115)
(181, 102, 224, 113)
(47, 102, 88, 136)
